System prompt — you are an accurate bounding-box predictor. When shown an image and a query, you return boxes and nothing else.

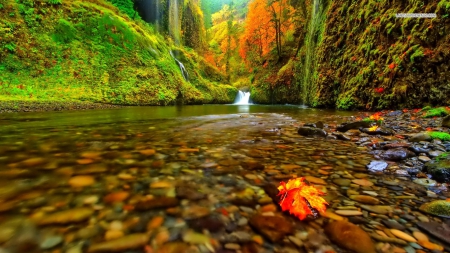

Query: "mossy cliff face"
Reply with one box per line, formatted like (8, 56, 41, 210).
(315, 0, 450, 110)
(0, 0, 235, 105)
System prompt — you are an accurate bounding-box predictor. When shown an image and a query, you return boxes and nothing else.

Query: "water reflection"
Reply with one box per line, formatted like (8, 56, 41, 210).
(237, 105, 250, 113)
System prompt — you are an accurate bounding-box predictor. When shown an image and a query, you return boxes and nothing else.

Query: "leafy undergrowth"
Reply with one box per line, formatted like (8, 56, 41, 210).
(0, 0, 236, 105)
(429, 131, 450, 141)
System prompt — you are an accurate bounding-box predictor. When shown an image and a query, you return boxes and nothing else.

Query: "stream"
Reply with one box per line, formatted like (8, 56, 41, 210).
(0, 105, 448, 253)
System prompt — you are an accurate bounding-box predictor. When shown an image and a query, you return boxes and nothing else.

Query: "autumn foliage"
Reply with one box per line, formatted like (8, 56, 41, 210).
(239, 0, 294, 64)
(277, 177, 328, 220)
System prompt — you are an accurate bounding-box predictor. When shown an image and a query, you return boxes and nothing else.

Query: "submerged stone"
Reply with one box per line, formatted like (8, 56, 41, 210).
(297, 127, 327, 137)
(325, 220, 376, 253)
(249, 213, 294, 242)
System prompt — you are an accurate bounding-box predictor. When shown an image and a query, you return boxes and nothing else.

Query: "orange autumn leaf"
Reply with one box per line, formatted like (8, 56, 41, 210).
(277, 177, 328, 220)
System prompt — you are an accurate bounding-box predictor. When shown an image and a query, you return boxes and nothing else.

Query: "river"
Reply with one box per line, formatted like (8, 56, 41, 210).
(0, 105, 447, 252)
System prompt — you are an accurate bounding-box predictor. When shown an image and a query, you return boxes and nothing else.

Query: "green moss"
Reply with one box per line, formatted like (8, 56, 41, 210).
(422, 105, 432, 111)
(410, 47, 424, 63)
(53, 19, 78, 43)
(420, 200, 450, 218)
(429, 132, 450, 141)
(424, 107, 449, 117)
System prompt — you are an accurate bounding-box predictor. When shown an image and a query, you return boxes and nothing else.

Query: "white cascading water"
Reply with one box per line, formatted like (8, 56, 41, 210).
(170, 50, 189, 81)
(234, 91, 251, 104)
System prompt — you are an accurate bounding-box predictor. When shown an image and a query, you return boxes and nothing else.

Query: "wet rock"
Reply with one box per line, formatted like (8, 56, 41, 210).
(2, 218, 38, 252)
(182, 230, 210, 244)
(297, 127, 327, 137)
(386, 110, 403, 116)
(360, 126, 395, 136)
(417, 221, 450, 245)
(359, 205, 393, 215)
(413, 178, 437, 187)
(332, 178, 351, 186)
(75, 225, 102, 239)
(182, 205, 210, 220)
(37, 208, 94, 225)
(176, 185, 206, 201)
(349, 195, 380, 205)
(241, 161, 265, 171)
(383, 143, 410, 149)
(442, 115, 450, 128)
(40, 235, 63, 250)
(382, 220, 406, 230)
(325, 220, 376, 253)
(230, 197, 257, 207)
(315, 121, 324, 129)
(156, 242, 190, 253)
(262, 183, 281, 204)
(87, 233, 149, 252)
(187, 215, 225, 233)
(249, 214, 294, 242)
(379, 148, 415, 161)
(409, 132, 432, 142)
(332, 132, 351, 141)
(303, 123, 317, 128)
(410, 144, 431, 153)
(419, 200, 450, 218)
(366, 160, 388, 172)
(337, 121, 374, 132)
(425, 158, 450, 182)
(135, 197, 179, 211)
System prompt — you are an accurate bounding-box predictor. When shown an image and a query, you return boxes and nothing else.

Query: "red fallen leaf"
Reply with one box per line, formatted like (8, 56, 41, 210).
(388, 63, 396, 69)
(426, 127, 433, 131)
(403, 109, 408, 113)
(277, 177, 328, 220)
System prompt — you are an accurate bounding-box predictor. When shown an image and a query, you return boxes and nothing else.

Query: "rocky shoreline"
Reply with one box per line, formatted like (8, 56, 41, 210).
(0, 100, 123, 113)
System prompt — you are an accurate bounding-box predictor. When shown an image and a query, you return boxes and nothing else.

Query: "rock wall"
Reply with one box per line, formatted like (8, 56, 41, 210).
(315, 0, 450, 110)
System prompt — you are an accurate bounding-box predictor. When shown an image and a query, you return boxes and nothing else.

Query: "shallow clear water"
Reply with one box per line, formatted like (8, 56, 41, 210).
(0, 105, 445, 253)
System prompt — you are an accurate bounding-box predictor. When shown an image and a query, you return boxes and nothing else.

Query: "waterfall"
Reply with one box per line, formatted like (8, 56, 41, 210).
(155, 0, 160, 31)
(169, 0, 180, 45)
(170, 51, 189, 81)
(301, 0, 323, 105)
(234, 91, 251, 105)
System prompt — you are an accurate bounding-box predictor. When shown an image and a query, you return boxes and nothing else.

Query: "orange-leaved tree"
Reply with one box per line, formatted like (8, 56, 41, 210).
(239, 0, 275, 64)
(239, 0, 294, 65)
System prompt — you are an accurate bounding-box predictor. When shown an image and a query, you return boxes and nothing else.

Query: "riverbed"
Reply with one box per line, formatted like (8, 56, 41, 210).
(0, 105, 448, 253)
